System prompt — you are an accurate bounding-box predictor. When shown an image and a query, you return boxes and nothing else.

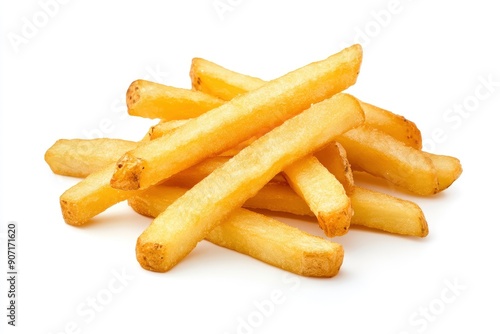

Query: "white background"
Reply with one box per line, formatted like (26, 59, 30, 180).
(1, 0, 499, 333)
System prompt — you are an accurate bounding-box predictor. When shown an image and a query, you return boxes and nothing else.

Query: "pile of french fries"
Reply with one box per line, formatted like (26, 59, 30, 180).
(44, 44, 462, 278)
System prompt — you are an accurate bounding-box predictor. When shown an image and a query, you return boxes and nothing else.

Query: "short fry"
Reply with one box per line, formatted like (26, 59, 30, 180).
(129, 186, 344, 277)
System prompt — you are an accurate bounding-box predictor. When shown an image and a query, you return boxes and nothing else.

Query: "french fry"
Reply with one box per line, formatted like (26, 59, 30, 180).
(350, 186, 428, 237)
(315, 142, 355, 195)
(44, 138, 138, 178)
(283, 156, 352, 237)
(337, 125, 439, 195)
(423, 152, 462, 191)
(147, 120, 189, 140)
(190, 59, 265, 101)
(191, 55, 357, 236)
(43, 139, 288, 184)
(130, 183, 428, 238)
(357, 101, 422, 149)
(60, 164, 141, 226)
(190, 56, 422, 148)
(244, 183, 313, 216)
(110, 44, 363, 191)
(129, 186, 344, 277)
(45, 138, 428, 236)
(127, 80, 224, 120)
(136, 93, 364, 272)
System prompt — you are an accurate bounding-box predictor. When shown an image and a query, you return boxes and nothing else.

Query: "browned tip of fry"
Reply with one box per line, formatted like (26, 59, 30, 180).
(189, 58, 205, 91)
(60, 197, 82, 226)
(136, 239, 176, 273)
(110, 152, 144, 190)
(318, 203, 353, 238)
(423, 152, 463, 192)
(126, 80, 142, 110)
(419, 214, 429, 238)
(302, 243, 344, 278)
(60, 198, 74, 225)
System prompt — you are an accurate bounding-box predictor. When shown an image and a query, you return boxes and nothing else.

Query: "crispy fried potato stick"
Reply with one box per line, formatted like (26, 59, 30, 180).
(136, 93, 364, 272)
(283, 156, 351, 237)
(147, 120, 189, 140)
(357, 101, 422, 149)
(111, 44, 363, 191)
(44, 139, 138, 178)
(191, 57, 358, 236)
(44, 139, 427, 237)
(190, 56, 422, 148)
(129, 186, 344, 277)
(314, 142, 354, 195)
(60, 164, 141, 225)
(130, 184, 427, 239)
(337, 126, 439, 195)
(349, 187, 428, 237)
(127, 80, 224, 120)
(422, 152, 462, 191)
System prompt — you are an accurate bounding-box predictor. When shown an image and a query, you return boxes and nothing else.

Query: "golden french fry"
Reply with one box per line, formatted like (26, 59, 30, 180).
(248, 184, 428, 237)
(43, 139, 288, 185)
(190, 59, 265, 101)
(129, 186, 344, 277)
(127, 80, 224, 120)
(244, 183, 312, 216)
(190, 56, 422, 147)
(136, 93, 364, 272)
(147, 120, 189, 140)
(45, 138, 428, 236)
(283, 156, 351, 237)
(60, 164, 141, 225)
(131, 183, 428, 238)
(422, 152, 462, 191)
(350, 186, 428, 237)
(337, 125, 439, 195)
(110, 44, 363, 191)
(314, 142, 354, 195)
(357, 101, 422, 149)
(44, 138, 138, 178)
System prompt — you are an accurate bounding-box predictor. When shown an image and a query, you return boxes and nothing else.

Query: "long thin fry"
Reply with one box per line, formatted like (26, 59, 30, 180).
(190, 56, 422, 148)
(127, 80, 224, 120)
(129, 186, 344, 277)
(44, 138, 138, 178)
(44, 138, 427, 236)
(110, 44, 363, 191)
(136, 93, 364, 272)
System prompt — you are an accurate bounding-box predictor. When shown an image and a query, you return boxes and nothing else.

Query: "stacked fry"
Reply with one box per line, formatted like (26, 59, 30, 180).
(44, 44, 462, 277)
